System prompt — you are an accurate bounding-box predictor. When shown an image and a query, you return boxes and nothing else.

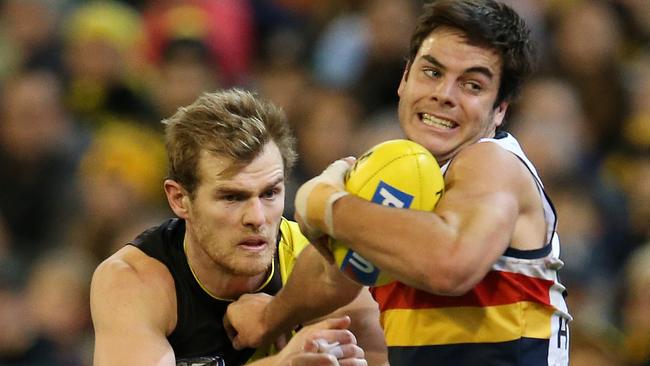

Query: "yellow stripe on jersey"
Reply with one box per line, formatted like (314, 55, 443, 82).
(248, 218, 309, 364)
(381, 301, 554, 346)
(278, 218, 310, 284)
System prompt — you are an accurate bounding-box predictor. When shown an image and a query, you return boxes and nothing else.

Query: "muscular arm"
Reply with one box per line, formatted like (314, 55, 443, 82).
(268, 245, 365, 335)
(228, 245, 364, 348)
(332, 144, 532, 295)
(91, 246, 177, 366)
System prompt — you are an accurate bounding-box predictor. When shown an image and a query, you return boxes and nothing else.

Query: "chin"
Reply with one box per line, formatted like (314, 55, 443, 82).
(406, 134, 442, 155)
(232, 262, 271, 277)
(230, 253, 274, 277)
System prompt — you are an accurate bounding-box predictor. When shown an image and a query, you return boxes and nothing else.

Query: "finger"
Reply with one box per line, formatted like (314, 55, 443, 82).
(222, 314, 237, 342)
(327, 343, 364, 359)
(307, 315, 351, 332)
(289, 353, 338, 366)
(312, 330, 356, 348)
(338, 358, 368, 366)
(342, 156, 356, 166)
(274, 332, 289, 350)
(324, 159, 352, 179)
(321, 315, 351, 330)
(326, 159, 351, 171)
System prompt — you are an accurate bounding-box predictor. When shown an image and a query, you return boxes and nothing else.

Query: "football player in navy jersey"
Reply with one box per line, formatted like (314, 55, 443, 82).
(90, 89, 385, 365)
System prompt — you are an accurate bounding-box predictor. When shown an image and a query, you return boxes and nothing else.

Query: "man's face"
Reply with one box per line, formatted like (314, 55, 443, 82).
(185, 142, 285, 277)
(398, 26, 507, 164)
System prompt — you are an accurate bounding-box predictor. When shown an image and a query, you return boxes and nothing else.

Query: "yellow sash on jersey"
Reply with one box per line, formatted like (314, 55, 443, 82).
(247, 218, 310, 363)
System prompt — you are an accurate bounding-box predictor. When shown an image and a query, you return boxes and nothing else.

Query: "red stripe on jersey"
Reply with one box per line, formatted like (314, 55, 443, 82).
(371, 270, 553, 311)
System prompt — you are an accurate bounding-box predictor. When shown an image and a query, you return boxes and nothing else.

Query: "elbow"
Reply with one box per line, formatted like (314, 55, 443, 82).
(419, 262, 476, 296)
(435, 278, 475, 297)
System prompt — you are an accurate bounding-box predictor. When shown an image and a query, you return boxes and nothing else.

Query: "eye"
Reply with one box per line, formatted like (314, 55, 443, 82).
(262, 187, 281, 200)
(222, 194, 244, 202)
(462, 81, 483, 93)
(423, 68, 441, 79)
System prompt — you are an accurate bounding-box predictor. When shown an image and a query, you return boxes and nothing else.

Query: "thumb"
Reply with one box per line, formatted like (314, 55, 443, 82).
(325, 315, 351, 330)
(232, 334, 245, 351)
(312, 315, 351, 331)
(322, 159, 352, 181)
(302, 339, 319, 353)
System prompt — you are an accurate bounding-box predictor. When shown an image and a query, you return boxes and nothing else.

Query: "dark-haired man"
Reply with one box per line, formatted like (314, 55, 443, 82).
(226, 1, 572, 365)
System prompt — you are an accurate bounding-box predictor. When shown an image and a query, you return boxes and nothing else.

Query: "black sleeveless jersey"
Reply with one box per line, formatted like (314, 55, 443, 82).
(129, 218, 284, 365)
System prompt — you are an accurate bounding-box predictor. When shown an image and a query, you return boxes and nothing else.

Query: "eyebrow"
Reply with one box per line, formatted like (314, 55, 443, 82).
(214, 176, 285, 197)
(421, 54, 494, 80)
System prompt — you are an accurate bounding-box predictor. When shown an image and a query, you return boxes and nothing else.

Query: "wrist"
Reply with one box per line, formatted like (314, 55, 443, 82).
(264, 294, 298, 340)
(323, 190, 349, 237)
(307, 184, 348, 236)
(328, 192, 353, 239)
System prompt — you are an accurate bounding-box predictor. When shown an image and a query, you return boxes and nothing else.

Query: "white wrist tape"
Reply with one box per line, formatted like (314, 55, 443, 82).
(315, 339, 343, 358)
(323, 191, 349, 236)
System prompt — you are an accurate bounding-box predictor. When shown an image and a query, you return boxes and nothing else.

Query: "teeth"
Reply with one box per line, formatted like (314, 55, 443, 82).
(422, 113, 455, 128)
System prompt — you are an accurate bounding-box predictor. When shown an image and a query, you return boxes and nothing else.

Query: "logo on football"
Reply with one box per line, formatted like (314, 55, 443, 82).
(332, 139, 444, 287)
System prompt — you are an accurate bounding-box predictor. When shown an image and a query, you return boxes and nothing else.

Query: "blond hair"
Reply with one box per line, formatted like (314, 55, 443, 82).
(163, 89, 297, 196)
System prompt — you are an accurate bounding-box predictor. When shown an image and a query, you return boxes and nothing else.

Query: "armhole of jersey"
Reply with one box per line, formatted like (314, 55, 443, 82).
(247, 219, 308, 363)
(507, 152, 558, 248)
(278, 218, 310, 285)
(477, 135, 559, 256)
(278, 218, 292, 285)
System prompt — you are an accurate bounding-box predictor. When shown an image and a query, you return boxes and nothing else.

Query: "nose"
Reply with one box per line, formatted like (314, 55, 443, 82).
(431, 77, 457, 108)
(242, 198, 266, 229)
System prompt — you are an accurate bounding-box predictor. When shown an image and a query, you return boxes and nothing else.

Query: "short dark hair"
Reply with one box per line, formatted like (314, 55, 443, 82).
(407, 0, 535, 105)
(163, 89, 297, 196)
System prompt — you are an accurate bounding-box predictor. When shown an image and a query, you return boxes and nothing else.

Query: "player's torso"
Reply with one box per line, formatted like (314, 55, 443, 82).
(371, 246, 571, 365)
(371, 132, 571, 365)
(129, 218, 289, 365)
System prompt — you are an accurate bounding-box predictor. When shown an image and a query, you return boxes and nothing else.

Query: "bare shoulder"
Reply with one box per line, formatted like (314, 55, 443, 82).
(91, 245, 176, 335)
(445, 141, 530, 192)
(436, 141, 527, 223)
(92, 245, 175, 299)
(440, 140, 546, 250)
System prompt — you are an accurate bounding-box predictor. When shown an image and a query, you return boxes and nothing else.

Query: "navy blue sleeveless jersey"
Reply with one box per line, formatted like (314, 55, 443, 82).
(129, 218, 284, 365)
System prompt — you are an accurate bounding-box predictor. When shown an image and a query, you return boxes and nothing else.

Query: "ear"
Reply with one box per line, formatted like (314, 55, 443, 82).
(493, 101, 509, 128)
(397, 62, 411, 97)
(164, 179, 191, 219)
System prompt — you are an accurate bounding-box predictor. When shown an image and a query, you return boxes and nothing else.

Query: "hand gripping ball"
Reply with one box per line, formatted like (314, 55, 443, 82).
(332, 139, 444, 287)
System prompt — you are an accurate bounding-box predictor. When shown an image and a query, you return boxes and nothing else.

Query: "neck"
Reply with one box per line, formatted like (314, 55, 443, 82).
(184, 238, 269, 301)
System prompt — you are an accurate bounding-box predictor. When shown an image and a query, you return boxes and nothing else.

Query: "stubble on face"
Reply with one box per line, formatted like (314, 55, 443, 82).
(189, 204, 279, 277)
(185, 144, 285, 278)
(397, 27, 505, 164)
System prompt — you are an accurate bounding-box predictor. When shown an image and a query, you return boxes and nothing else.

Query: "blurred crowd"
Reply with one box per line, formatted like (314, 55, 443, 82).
(0, 0, 647, 365)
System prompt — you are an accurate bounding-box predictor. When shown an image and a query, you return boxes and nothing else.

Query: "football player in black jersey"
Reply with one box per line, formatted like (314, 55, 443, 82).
(90, 89, 386, 365)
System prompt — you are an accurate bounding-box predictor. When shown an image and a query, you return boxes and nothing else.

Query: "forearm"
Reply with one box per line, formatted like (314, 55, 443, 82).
(332, 195, 458, 292)
(332, 192, 515, 294)
(264, 245, 362, 336)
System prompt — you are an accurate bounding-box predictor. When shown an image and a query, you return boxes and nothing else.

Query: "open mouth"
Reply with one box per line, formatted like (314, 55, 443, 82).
(419, 113, 457, 129)
(238, 239, 267, 251)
